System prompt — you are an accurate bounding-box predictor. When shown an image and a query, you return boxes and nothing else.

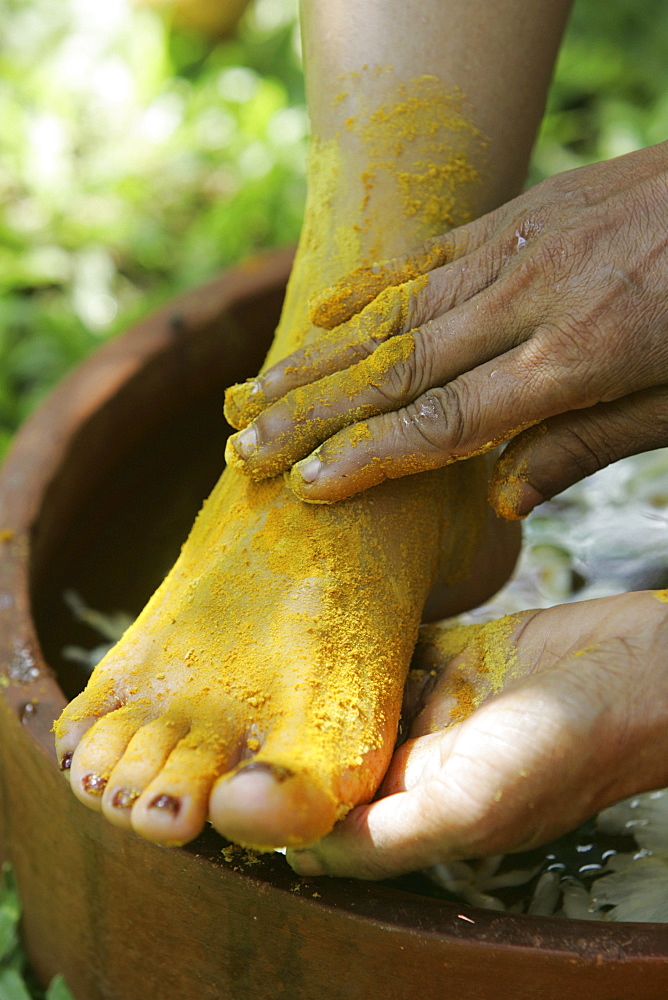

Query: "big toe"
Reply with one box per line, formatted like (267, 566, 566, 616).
(209, 760, 339, 850)
(131, 726, 241, 844)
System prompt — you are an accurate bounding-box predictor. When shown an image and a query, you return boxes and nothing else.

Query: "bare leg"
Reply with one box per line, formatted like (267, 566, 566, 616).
(54, 0, 571, 850)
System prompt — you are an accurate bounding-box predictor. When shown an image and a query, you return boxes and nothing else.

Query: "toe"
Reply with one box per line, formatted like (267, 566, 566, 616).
(209, 710, 392, 850)
(101, 713, 190, 828)
(130, 722, 243, 846)
(209, 759, 338, 851)
(69, 703, 153, 811)
(54, 682, 123, 774)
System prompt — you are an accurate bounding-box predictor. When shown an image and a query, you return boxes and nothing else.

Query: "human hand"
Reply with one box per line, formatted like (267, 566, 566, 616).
(224, 143, 668, 514)
(287, 590, 668, 879)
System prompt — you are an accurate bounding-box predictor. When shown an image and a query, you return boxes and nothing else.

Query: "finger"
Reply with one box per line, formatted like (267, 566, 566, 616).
(223, 277, 427, 430)
(286, 714, 511, 879)
(489, 386, 668, 520)
(224, 230, 513, 431)
(283, 334, 598, 503)
(308, 213, 497, 330)
(405, 612, 538, 738)
(225, 279, 532, 480)
(308, 237, 453, 330)
(286, 749, 466, 880)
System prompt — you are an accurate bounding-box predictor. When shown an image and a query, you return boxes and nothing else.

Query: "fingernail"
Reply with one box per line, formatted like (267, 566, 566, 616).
(60, 752, 73, 771)
(224, 380, 267, 429)
(295, 455, 322, 484)
(112, 787, 140, 809)
(244, 379, 262, 398)
(231, 425, 258, 460)
(149, 793, 181, 815)
(290, 850, 325, 877)
(491, 477, 543, 520)
(82, 773, 107, 795)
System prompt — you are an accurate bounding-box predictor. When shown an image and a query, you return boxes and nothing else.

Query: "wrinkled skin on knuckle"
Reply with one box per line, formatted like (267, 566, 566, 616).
(600, 389, 668, 457)
(368, 342, 426, 411)
(520, 321, 605, 412)
(515, 335, 576, 413)
(403, 383, 470, 457)
(412, 275, 447, 326)
(626, 389, 668, 441)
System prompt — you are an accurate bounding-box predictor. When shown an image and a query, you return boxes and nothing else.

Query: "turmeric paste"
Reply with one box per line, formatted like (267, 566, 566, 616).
(413, 614, 524, 729)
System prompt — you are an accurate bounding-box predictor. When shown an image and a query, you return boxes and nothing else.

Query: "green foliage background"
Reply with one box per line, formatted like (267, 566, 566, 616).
(1, 0, 666, 461)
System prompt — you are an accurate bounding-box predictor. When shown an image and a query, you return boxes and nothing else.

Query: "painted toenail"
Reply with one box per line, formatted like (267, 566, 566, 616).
(234, 761, 293, 783)
(149, 794, 181, 815)
(112, 787, 140, 809)
(295, 455, 322, 484)
(60, 752, 73, 771)
(232, 425, 258, 460)
(290, 851, 325, 877)
(82, 773, 107, 795)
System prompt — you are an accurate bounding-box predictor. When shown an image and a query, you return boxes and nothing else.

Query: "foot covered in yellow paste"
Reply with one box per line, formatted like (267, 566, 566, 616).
(54, 471, 418, 849)
(288, 590, 668, 879)
(54, 435, 519, 852)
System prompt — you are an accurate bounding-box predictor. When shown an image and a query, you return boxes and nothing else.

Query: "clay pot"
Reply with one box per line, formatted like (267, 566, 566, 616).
(0, 250, 666, 1000)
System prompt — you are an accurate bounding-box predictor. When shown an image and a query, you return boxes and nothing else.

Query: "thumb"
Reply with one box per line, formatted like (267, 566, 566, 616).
(489, 387, 668, 520)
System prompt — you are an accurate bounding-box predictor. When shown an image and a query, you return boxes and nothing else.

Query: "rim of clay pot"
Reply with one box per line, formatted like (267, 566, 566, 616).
(1, 247, 666, 968)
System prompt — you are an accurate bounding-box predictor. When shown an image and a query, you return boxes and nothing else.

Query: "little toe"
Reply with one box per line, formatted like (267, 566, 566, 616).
(54, 683, 123, 774)
(130, 724, 243, 845)
(101, 714, 190, 828)
(69, 703, 153, 811)
(209, 759, 338, 851)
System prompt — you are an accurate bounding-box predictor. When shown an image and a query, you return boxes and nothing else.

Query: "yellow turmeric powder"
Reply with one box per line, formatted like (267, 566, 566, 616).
(414, 614, 523, 729)
(55, 70, 499, 852)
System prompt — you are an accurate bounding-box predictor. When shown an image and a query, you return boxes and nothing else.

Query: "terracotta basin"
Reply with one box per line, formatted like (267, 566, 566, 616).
(1, 249, 666, 999)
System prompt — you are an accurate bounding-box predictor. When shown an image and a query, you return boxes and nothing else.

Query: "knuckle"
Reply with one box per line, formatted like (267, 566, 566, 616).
(412, 275, 445, 326)
(401, 381, 471, 455)
(520, 323, 599, 410)
(379, 357, 418, 407)
(370, 335, 430, 409)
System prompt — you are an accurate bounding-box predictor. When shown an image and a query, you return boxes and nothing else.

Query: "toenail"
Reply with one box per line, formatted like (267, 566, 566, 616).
(234, 761, 293, 783)
(290, 850, 325, 877)
(149, 794, 181, 815)
(60, 752, 73, 771)
(112, 787, 140, 809)
(82, 773, 107, 795)
(295, 455, 322, 484)
(232, 425, 258, 460)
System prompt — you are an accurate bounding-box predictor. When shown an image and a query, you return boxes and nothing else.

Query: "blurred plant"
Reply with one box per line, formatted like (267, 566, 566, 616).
(0, 0, 305, 457)
(531, 0, 668, 181)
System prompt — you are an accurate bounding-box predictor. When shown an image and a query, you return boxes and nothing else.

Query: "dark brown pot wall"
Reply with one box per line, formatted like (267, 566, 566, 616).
(0, 250, 666, 1000)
